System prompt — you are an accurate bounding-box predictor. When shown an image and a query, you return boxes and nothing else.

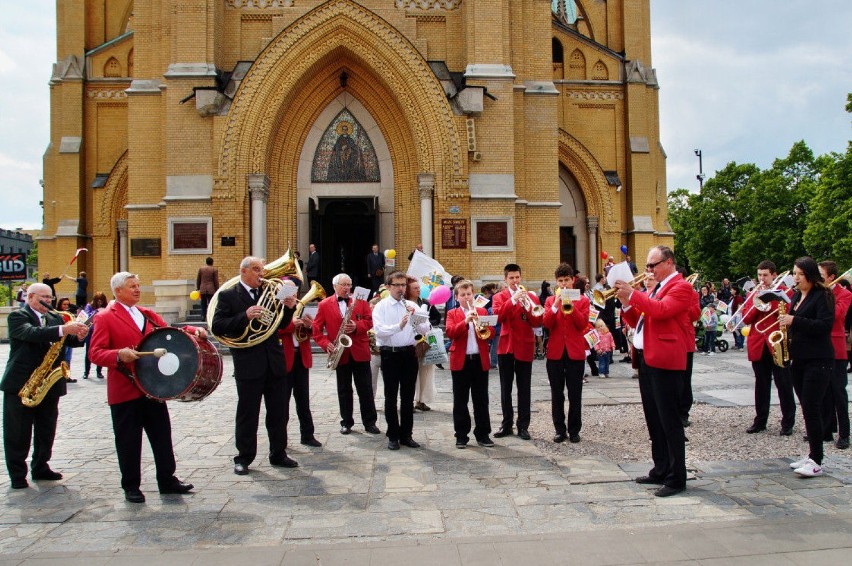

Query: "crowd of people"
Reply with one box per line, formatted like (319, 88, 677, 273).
(3, 247, 851, 502)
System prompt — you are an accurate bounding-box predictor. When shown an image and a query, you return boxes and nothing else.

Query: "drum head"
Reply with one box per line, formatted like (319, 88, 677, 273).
(136, 328, 198, 400)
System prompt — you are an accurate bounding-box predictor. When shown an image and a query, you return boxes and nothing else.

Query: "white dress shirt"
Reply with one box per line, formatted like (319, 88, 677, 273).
(372, 297, 430, 347)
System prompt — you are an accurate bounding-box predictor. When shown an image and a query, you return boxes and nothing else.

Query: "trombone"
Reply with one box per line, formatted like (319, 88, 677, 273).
(726, 270, 790, 333)
(829, 266, 852, 288)
(592, 273, 648, 308)
(685, 273, 700, 287)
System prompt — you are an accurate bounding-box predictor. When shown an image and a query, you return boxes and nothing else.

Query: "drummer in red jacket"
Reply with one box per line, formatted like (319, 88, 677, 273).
(542, 263, 590, 444)
(446, 280, 496, 448)
(616, 246, 694, 497)
(89, 272, 204, 504)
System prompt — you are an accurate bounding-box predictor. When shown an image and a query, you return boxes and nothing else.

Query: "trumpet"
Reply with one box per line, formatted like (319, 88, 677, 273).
(514, 285, 545, 317)
(592, 273, 648, 308)
(560, 289, 574, 315)
(467, 303, 491, 340)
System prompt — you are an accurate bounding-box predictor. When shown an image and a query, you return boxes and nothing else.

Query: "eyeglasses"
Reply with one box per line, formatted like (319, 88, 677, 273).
(645, 259, 666, 270)
(389, 283, 407, 287)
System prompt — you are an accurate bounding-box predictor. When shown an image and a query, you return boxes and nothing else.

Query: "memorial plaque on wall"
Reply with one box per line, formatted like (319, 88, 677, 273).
(441, 218, 467, 249)
(131, 238, 161, 257)
(173, 222, 209, 250)
(476, 221, 509, 247)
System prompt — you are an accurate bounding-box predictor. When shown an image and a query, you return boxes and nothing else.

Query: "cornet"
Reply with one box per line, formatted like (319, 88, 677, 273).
(513, 285, 545, 317)
(467, 303, 491, 340)
(560, 289, 574, 315)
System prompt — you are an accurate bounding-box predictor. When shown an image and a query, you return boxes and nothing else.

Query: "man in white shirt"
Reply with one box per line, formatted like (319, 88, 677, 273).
(372, 271, 431, 450)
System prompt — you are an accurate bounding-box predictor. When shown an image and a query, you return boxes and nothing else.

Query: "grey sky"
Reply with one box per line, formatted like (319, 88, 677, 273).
(1, 1, 850, 230)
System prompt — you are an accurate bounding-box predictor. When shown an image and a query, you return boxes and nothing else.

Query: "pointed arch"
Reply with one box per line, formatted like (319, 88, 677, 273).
(95, 151, 129, 237)
(558, 129, 615, 232)
(568, 49, 586, 80)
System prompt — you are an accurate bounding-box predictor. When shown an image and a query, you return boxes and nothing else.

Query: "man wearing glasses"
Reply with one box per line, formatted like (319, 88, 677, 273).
(615, 246, 693, 497)
(2, 283, 88, 489)
(372, 271, 431, 450)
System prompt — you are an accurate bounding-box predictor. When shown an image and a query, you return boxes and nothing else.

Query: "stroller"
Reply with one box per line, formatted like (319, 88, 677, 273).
(694, 321, 729, 353)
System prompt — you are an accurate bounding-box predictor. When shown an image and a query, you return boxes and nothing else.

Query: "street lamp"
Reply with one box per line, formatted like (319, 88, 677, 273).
(694, 149, 705, 190)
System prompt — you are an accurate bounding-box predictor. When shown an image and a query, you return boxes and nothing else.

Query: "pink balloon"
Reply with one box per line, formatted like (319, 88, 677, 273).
(429, 285, 451, 305)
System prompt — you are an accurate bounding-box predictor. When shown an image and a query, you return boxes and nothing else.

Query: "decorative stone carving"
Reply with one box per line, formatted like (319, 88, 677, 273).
(226, 0, 294, 8)
(51, 55, 84, 83)
(395, 0, 462, 10)
(563, 90, 623, 101)
(625, 60, 658, 87)
(248, 174, 270, 202)
(87, 88, 128, 99)
(418, 172, 435, 201)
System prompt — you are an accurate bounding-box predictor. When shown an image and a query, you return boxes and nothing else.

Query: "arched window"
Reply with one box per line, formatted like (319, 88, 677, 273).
(568, 49, 586, 80)
(104, 57, 121, 78)
(592, 60, 608, 81)
(552, 38, 564, 80)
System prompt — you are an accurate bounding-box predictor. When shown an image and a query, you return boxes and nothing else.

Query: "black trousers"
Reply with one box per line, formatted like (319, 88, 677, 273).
(751, 346, 797, 430)
(790, 358, 833, 465)
(380, 350, 419, 441)
(234, 374, 291, 466)
(109, 396, 177, 491)
(546, 353, 584, 436)
(678, 352, 694, 421)
(822, 359, 849, 439)
(336, 360, 378, 428)
(289, 350, 315, 439)
(451, 356, 491, 442)
(200, 293, 213, 320)
(638, 352, 687, 489)
(3, 391, 59, 482)
(498, 354, 532, 431)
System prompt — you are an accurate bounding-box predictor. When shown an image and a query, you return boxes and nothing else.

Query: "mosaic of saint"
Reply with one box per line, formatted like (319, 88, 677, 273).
(311, 109, 380, 183)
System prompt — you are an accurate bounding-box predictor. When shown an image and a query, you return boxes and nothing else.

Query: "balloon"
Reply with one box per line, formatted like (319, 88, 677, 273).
(620, 245, 628, 255)
(189, 290, 201, 301)
(419, 285, 430, 300)
(600, 251, 608, 259)
(741, 326, 751, 337)
(380, 289, 389, 299)
(386, 249, 397, 259)
(429, 285, 451, 305)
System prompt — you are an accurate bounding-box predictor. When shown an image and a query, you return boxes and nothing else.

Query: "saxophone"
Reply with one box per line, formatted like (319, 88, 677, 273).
(19, 309, 91, 408)
(767, 302, 791, 368)
(327, 297, 356, 370)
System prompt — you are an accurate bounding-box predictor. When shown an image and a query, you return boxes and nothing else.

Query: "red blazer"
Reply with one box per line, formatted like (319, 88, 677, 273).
(542, 294, 590, 361)
(89, 302, 201, 405)
(621, 274, 693, 371)
(446, 306, 494, 371)
(312, 295, 373, 364)
(831, 285, 852, 359)
(278, 321, 313, 371)
(741, 286, 792, 362)
(492, 288, 542, 362)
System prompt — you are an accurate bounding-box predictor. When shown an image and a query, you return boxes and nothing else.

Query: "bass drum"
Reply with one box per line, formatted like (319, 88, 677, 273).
(135, 327, 223, 401)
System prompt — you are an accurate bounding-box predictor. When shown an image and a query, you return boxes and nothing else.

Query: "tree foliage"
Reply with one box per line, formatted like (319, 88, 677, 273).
(668, 139, 851, 282)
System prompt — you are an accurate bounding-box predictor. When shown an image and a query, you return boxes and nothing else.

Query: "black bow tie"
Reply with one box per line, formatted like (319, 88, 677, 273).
(338, 296, 348, 303)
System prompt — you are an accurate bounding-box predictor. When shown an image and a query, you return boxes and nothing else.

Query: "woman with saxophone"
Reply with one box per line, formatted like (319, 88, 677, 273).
(446, 280, 496, 448)
(2, 283, 88, 490)
(780, 257, 835, 478)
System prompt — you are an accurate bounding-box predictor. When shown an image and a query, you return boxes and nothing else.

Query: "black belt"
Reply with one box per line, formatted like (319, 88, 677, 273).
(380, 345, 415, 353)
(465, 354, 481, 360)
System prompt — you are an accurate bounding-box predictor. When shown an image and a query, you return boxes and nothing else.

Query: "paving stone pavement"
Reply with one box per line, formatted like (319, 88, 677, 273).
(1, 342, 851, 563)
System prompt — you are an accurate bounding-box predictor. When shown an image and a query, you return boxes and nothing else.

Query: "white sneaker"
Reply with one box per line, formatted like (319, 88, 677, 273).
(793, 458, 824, 477)
(708, 352, 715, 356)
(789, 456, 809, 469)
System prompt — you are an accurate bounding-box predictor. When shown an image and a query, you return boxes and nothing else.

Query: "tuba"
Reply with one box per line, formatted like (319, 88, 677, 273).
(293, 281, 327, 342)
(207, 250, 301, 349)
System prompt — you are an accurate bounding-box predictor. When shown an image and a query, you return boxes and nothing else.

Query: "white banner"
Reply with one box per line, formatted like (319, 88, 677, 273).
(406, 250, 453, 289)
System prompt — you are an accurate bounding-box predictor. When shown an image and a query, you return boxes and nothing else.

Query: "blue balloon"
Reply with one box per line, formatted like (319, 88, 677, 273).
(620, 244, 628, 255)
(419, 285, 431, 300)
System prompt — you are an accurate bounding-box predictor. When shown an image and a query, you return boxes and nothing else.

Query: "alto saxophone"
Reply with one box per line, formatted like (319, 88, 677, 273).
(767, 302, 791, 368)
(327, 297, 356, 370)
(19, 308, 92, 408)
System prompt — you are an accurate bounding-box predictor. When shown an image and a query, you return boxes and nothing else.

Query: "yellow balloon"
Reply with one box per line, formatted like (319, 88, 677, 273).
(189, 290, 201, 301)
(386, 249, 397, 259)
(741, 325, 750, 337)
(380, 289, 389, 299)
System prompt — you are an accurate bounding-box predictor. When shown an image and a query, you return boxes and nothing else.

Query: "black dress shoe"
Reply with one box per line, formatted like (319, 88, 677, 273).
(125, 489, 146, 503)
(746, 424, 766, 434)
(476, 436, 495, 448)
(159, 480, 194, 494)
(32, 469, 63, 481)
(455, 440, 467, 449)
(301, 437, 322, 447)
(340, 426, 352, 435)
(67, 378, 78, 383)
(233, 463, 249, 475)
(635, 475, 665, 485)
(11, 478, 28, 489)
(364, 424, 381, 434)
(493, 428, 512, 438)
(553, 433, 567, 443)
(779, 428, 793, 436)
(654, 485, 685, 497)
(387, 439, 400, 450)
(400, 437, 420, 448)
(518, 429, 531, 440)
(270, 456, 299, 468)
(569, 433, 581, 443)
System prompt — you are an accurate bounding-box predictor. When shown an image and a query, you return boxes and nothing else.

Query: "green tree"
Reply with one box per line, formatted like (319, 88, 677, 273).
(803, 144, 852, 265)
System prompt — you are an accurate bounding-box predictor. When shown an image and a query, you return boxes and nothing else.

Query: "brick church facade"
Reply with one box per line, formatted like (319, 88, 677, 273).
(40, 0, 669, 317)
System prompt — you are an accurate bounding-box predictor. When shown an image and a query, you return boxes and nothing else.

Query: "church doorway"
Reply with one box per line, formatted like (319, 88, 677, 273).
(310, 197, 377, 293)
(559, 227, 577, 274)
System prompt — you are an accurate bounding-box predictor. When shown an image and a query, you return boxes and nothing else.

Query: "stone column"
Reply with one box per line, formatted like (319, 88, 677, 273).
(586, 216, 598, 277)
(418, 173, 435, 257)
(248, 174, 270, 258)
(117, 220, 128, 272)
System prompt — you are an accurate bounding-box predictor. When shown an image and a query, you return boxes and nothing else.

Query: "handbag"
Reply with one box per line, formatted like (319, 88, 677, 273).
(420, 328, 449, 366)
